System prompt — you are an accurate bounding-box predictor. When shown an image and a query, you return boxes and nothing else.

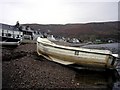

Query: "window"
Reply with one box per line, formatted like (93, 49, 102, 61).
(17, 35, 19, 38)
(2, 33, 4, 36)
(6, 33, 11, 37)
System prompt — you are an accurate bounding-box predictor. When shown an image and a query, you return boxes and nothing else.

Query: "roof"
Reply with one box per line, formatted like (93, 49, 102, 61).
(20, 25, 34, 32)
(0, 23, 34, 33)
(21, 29, 34, 32)
(0, 23, 20, 31)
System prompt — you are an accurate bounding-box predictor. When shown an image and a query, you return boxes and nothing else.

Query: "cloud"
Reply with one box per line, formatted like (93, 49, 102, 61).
(0, 0, 119, 24)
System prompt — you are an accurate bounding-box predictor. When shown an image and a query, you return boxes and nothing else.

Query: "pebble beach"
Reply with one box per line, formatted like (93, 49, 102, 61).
(1, 43, 120, 89)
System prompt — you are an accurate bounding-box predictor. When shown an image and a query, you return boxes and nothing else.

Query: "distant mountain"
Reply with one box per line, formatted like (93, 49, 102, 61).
(23, 21, 120, 41)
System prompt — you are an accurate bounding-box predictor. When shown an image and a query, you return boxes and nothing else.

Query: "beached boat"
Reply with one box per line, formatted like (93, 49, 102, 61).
(0, 41, 20, 46)
(37, 37, 118, 69)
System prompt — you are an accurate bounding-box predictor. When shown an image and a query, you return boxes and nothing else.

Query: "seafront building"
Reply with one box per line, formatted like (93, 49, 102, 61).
(0, 23, 23, 42)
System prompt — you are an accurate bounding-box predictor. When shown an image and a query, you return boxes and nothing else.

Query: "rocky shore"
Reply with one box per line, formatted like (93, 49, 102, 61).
(2, 43, 120, 89)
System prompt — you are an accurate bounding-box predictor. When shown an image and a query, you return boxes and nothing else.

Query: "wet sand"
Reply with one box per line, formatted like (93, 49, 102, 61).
(2, 43, 120, 89)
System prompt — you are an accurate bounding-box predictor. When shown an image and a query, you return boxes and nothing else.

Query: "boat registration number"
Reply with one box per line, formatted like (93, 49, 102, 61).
(75, 51, 79, 55)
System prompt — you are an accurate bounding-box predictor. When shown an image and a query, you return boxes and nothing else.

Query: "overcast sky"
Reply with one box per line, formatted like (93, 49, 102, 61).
(0, 0, 119, 25)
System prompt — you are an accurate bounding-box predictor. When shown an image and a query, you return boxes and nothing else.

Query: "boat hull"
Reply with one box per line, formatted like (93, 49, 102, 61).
(0, 41, 20, 46)
(37, 37, 117, 69)
(0, 36, 21, 46)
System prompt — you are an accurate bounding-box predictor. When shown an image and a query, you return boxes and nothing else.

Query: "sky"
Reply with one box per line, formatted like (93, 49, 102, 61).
(0, 0, 119, 25)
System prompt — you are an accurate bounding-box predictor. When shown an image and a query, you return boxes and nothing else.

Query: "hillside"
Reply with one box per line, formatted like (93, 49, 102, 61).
(23, 21, 120, 41)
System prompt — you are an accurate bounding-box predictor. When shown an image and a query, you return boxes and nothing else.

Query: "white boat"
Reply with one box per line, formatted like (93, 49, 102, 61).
(0, 41, 20, 46)
(37, 37, 118, 69)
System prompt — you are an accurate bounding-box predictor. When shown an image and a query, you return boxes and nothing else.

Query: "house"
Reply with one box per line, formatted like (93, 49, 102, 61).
(47, 34, 56, 41)
(68, 38, 80, 44)
(33, 30, 43, 40)
(0, 23, 23, 42)
(21, 26, 34, 40)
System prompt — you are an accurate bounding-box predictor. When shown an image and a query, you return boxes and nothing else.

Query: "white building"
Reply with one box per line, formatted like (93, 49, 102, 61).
(0, 23, 23, 42)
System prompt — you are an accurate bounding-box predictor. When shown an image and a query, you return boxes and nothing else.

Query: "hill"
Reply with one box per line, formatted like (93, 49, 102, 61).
(23, 21, 120, 41)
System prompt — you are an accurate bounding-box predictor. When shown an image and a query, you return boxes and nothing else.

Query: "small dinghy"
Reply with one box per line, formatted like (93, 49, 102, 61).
(37, 37, 118, 69)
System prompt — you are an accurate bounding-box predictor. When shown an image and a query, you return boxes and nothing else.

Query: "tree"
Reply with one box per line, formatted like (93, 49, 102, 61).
(15, 21, 20, 28)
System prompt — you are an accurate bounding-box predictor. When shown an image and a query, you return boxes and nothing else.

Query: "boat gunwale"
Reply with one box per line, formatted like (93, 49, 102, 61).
(37, 40, 113, 56)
